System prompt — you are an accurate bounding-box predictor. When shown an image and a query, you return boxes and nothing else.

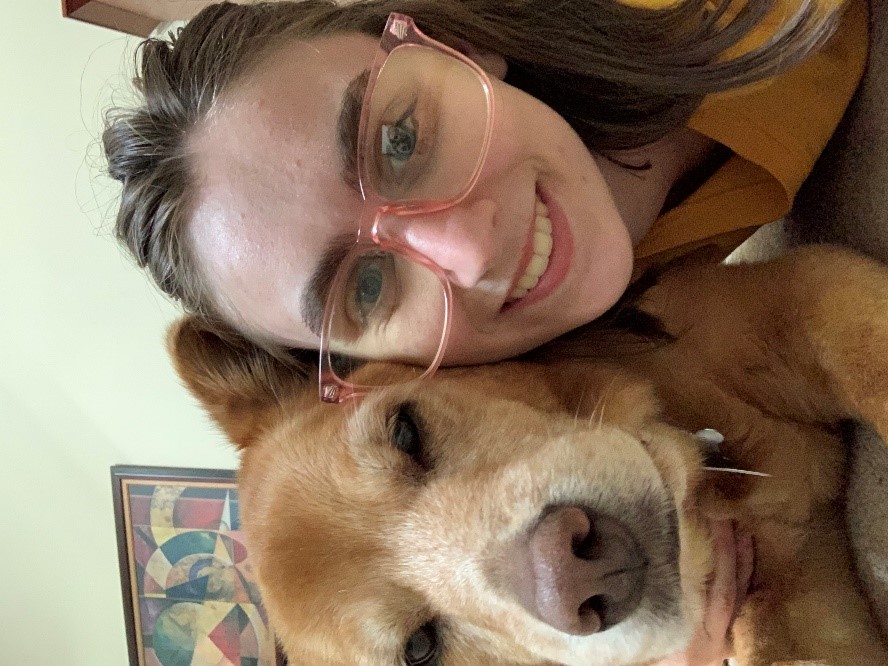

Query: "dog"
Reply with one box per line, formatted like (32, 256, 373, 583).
(169, 245, 888, 665)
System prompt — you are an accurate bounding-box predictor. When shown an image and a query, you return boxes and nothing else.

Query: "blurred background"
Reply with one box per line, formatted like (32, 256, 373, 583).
(0, 2, 236, 663)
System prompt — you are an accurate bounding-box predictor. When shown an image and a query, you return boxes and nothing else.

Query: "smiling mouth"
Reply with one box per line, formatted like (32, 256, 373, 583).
(505, 193, 553, 304)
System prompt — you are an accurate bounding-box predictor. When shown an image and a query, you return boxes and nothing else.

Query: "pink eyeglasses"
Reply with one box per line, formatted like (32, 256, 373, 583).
(319, 13, 495, 403)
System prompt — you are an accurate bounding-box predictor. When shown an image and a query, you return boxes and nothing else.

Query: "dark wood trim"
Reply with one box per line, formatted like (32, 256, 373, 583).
(112, 464, 236, 482)
(110, 466, 140, 666)
(62, 1, 220, 37)
(61, 0, 91, 14)
(62, 1, 159, 37)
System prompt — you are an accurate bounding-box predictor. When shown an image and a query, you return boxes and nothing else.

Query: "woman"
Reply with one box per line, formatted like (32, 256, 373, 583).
(103, 0, 867, 662)
(104, 0, 867, 369)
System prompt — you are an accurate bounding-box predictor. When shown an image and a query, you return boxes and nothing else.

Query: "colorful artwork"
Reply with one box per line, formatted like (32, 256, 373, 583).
(112, 466, 284, 666)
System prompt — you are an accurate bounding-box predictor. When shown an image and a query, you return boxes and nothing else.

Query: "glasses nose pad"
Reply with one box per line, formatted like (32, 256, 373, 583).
(371, 211, 441, 268)
(374, 202, 497, 290)
(370, 209, 409, 245)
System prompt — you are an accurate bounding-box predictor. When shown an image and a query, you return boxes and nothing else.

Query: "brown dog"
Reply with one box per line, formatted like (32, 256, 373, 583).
(170, 245, 888, 665)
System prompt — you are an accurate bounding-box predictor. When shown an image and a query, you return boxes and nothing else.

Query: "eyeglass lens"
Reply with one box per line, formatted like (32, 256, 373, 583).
(325, 42, 489, 376)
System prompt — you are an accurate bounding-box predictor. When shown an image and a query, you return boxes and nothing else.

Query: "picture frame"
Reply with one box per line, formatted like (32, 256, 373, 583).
(111, 465, 286, 666)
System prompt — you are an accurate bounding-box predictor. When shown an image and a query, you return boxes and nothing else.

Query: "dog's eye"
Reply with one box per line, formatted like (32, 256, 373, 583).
(388, 402, 430, 471)
(404, 622, 440, 665)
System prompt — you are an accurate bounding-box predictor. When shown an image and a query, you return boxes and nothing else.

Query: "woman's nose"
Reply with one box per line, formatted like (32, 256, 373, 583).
(380, 198, 498, 289)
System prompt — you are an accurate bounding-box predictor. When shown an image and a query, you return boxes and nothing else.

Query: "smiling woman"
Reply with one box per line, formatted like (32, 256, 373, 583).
(104, 0, 865, 383)
(180, 13, 642, 401)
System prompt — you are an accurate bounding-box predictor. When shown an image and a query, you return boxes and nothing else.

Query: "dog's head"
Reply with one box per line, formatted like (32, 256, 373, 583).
(170, 318, 714, 665)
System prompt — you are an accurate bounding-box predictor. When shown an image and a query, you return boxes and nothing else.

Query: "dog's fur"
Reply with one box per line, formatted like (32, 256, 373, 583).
(170, 246, 888, 665)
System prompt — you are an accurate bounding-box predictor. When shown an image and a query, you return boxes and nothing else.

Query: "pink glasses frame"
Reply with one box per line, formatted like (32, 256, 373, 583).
(319, 13, 495, 403)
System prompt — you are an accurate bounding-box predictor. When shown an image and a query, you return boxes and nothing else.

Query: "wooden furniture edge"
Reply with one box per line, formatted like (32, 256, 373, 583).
(62, 0, 159, 37)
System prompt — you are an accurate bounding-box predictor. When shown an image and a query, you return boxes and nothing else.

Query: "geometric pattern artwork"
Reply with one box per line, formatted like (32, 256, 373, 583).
(111, 466, 285, 666)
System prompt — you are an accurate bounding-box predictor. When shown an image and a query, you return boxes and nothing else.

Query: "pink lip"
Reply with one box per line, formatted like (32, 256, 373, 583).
(501, 185, 574, 313)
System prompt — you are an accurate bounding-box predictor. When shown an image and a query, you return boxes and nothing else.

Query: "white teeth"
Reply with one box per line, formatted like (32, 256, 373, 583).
(517, 274, 537, 290)
(508, 196, 553, 303)
(534, 228, 552, 256)
(517, 254, 546, 290)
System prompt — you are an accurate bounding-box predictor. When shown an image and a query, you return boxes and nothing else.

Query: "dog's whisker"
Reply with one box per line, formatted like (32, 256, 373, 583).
(595, 380, 616, 431)
(573, 386, 588, 427)
(703, 466, 772, 478)
(588, 399, 597, 427)
(586, 378, 616, 431)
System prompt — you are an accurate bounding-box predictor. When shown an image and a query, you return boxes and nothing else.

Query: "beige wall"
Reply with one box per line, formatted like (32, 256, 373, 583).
(0, 2, 237, 663)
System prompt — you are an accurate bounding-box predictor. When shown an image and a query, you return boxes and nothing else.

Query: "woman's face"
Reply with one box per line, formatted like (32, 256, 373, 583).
(188, 32, 633, 364)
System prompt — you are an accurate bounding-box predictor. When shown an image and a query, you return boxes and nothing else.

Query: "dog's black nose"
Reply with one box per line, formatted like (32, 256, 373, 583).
(526, 507, 646, 635)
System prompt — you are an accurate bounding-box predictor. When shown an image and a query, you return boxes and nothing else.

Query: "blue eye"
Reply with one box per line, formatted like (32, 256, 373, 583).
(381, 113, 417, 168)
(356, 261, 383, 305)
(346, 252, 397, 328)
(366, 92, 438, 199)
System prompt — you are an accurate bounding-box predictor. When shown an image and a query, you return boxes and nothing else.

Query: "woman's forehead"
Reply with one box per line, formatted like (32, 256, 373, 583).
(230, 32, 378, 121)
(186, 33, 378, 346)
(195, 32, 377, 194)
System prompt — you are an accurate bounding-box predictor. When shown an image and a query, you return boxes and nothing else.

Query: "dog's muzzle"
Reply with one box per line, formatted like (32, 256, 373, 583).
(502, 506, 647, 635)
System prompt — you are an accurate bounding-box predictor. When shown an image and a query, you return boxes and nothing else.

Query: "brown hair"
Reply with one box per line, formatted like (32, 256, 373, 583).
(103, 0, 839, 355)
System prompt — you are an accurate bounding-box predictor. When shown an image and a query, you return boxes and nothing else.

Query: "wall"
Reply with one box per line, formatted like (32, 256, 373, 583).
(0, 2, 237, 663)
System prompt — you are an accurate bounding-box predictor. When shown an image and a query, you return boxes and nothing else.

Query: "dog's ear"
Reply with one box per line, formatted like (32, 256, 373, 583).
(167, 316, 315, 449)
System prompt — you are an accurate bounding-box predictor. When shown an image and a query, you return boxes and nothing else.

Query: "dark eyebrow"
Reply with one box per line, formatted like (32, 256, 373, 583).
(299, 70, 372, 339)
(337, 68, 371, 191)
(300, 231, 358, 339)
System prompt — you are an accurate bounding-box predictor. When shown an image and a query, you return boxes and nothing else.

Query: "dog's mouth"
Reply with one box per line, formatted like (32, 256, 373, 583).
(691, 430, 759, 623)
(705, 519, 757, 637)
(685, 432, 758, 632)
(731, 524, 757, 622)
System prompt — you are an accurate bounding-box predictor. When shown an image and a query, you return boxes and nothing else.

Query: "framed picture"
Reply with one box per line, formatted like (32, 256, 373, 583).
(111, 465, 285, 666)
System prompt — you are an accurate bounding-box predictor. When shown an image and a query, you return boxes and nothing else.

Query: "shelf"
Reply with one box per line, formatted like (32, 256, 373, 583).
(62, 0, 217, 37)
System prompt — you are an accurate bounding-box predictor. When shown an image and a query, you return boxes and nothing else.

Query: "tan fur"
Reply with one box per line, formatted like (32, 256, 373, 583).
(170, 246, 888, 665)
